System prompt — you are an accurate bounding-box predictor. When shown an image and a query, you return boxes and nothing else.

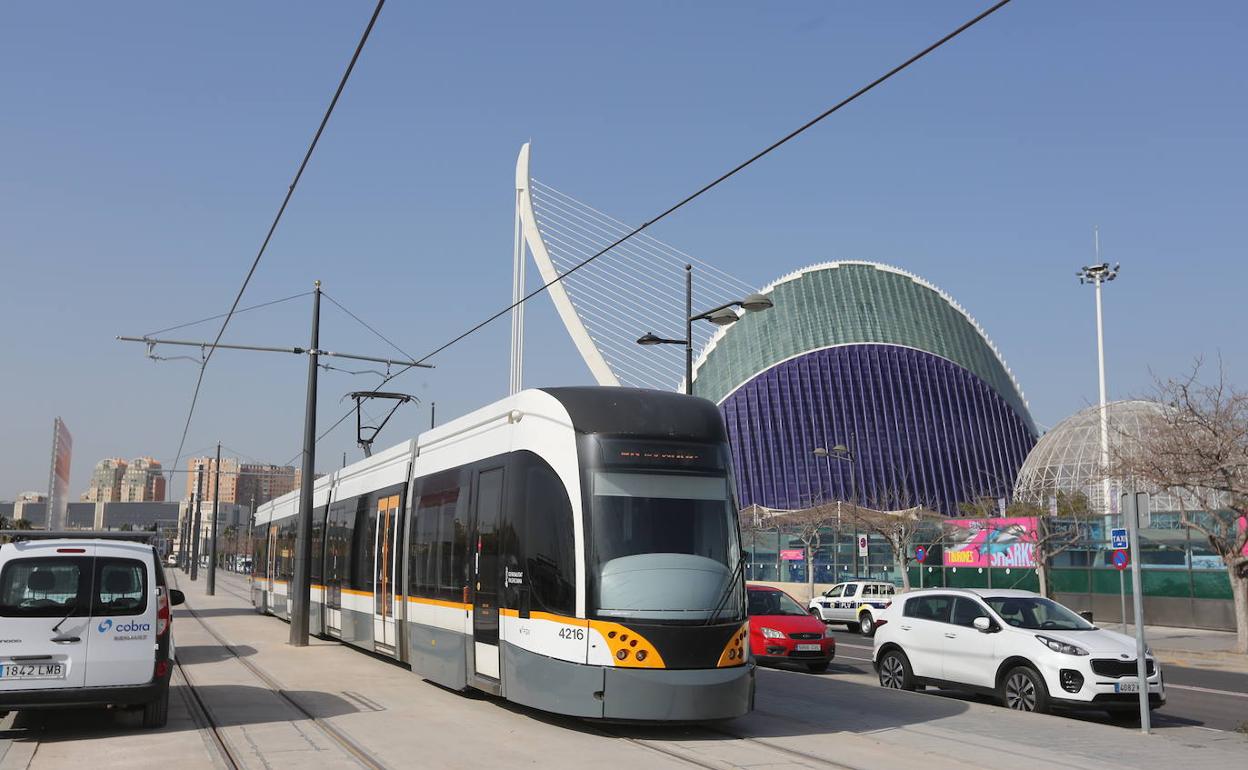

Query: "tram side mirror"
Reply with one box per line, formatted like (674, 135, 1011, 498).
(168, 589, 186, 607)
(972, 616, 992, 633)
(1078, 610, 1094, 623)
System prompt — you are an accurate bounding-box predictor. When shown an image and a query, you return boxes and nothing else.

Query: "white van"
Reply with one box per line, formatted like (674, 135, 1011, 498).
(0, 534, 185, 728)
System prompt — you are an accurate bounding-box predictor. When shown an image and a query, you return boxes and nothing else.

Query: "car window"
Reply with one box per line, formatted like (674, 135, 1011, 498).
(985, 596, 1093, 631)
(824, 585, 844, 598)
(94, 558, 148, 616)
(883, 584, 895, 595)
(864, 585, 877, 597)
(902, 594, 953, 622)
(748, 590, 807, 616)
(0, 556, 92, 618)
(843, 584, 858, 598)
(950, 597, 990, 627)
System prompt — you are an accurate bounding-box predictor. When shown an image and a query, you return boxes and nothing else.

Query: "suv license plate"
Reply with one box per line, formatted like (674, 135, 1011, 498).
(795, 643, 821, 652)
(1, 663, 66, 680)
(1115, 680, 1140, 694)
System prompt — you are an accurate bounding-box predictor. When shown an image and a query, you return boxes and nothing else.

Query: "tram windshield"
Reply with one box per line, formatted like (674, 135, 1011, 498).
(590, 469, 742, 621)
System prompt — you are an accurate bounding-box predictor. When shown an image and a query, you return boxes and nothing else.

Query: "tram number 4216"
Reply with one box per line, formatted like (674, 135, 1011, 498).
(558, 627, 586, 641)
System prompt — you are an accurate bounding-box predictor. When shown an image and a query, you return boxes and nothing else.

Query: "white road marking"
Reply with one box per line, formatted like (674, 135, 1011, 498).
(1165, 683, 1248, 699)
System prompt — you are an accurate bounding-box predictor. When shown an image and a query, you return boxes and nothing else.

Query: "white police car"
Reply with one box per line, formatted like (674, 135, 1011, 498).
(808, 580, 895, 635)
(0, 534, 184, 728)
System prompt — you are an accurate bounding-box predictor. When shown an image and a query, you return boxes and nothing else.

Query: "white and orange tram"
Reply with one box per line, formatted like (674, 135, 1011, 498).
(251, 387, 753, 720)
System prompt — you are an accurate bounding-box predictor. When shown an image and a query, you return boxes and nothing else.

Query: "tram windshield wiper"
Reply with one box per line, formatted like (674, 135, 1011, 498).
(704, 556, 745, 626)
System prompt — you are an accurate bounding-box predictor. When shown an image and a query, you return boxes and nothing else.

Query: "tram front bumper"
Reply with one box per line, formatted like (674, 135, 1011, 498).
(602, 662, 754, 721)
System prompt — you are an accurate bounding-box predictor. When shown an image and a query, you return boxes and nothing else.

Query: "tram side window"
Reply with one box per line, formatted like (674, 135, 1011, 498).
(279, 520, 297, 580)
(523, 460, 575, 615)
(325, 501, 353, 587)
(253, 524, 268, 578)
(311, 511, 325, 584)
(409, 471, 469, 602)
(350, 494, 376, 592)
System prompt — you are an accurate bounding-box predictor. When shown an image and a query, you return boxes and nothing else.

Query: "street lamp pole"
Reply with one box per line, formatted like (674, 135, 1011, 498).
(637, 265, 773, 396)
(1078, 240, 1120, 527)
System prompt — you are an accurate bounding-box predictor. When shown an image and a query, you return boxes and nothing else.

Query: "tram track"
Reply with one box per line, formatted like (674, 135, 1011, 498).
(592, 721, 858, 770)
(170, 572, 390, 770)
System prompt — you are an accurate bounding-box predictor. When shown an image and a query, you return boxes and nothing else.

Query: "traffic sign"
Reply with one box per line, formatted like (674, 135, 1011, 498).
(1111, 528, 1128, 550)
(857, 534, 869, 557)
(915, 545, 927, 563)
(1112, 549, 1129, 570)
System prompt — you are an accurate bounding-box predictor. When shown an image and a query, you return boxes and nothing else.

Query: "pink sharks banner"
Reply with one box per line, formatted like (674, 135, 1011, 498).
(942, 517, 1039, 568)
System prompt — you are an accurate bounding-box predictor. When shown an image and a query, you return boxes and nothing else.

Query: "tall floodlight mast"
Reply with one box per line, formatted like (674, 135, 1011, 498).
(1077, 228, 1120, 526)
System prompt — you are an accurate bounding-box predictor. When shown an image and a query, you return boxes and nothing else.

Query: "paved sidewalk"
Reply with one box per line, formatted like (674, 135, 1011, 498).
(1128, 624, 1248, 673)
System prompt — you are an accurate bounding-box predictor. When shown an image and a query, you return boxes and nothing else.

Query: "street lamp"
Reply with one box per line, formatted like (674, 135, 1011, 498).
(636, 264, 774, 395)
(1077, 237, 1120, 527)
(813, 444, 860, 576)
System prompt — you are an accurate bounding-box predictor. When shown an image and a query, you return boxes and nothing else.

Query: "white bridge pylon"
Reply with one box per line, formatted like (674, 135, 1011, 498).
(509, 142, 755, 394)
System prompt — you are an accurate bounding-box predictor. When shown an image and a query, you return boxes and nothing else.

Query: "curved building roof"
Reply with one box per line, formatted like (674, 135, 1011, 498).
(1013, 400, 1193, 517)
(692, 261, 1034, 433)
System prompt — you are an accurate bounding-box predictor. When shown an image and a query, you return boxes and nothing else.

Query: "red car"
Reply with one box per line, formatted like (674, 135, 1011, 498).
(747, 584, 836, 672)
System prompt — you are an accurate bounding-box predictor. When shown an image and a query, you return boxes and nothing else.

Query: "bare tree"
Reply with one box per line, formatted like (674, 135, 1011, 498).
(1111, 362, 1248, 654)
(768, 503, 842, 602)
(844, 499, 945, 591)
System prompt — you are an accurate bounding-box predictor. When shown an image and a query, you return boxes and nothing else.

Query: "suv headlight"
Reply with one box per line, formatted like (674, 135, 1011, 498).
(1035, 634, 1089, 656)
(760, 627, 785, 639)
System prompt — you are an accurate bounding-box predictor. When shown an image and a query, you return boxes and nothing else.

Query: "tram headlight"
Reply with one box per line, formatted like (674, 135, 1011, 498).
(760, 627, 785, 640)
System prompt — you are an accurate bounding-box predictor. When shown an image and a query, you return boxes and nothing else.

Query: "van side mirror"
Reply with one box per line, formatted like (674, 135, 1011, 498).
(168, 589, 186, 607)
(973, 616, 992, 633)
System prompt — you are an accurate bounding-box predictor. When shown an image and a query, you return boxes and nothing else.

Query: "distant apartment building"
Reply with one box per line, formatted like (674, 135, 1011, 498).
(184, 457, 298, 508)
(83, 458, 128, 502)
(120, 457, 166, 502)
(17, 491, 47, 503)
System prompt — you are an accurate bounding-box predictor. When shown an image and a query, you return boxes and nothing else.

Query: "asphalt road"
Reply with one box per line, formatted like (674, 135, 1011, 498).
(812, 624, 1248, 734)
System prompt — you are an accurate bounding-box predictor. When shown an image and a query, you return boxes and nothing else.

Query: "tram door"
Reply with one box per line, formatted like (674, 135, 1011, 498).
(471, 467, 504, 679)
(372, 494, 401, 651)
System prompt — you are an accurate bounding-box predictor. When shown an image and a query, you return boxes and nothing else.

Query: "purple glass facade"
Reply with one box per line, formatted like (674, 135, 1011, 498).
(720, 344, 1037, 516)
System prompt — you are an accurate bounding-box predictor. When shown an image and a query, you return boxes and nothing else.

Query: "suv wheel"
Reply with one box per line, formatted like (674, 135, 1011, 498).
(1001, 666, 1050, 714)
(877, 649, 914, 691)
(859, 612, 875, 636)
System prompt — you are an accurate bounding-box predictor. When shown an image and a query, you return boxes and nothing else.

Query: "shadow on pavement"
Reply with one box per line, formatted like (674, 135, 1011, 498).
(0, 685, 362, 740)
(176, 606, 258, 619)
(175, 644, 259, 664)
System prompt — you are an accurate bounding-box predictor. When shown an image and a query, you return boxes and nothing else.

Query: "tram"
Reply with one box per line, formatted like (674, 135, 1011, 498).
(251, 387, 753, 720)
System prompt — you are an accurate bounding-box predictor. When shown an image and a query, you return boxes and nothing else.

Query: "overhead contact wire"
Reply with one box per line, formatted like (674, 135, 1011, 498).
(167, 0, 388, 477)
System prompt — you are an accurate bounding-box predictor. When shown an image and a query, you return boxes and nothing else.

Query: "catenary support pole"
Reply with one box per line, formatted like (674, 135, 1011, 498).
(207, 442, 221, 596)
(290, 281, 321, 646)
(190, 465, 203, 581)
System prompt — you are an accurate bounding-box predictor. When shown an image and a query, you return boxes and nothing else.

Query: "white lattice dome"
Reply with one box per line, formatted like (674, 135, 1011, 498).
(1013, 400, 1188, 518)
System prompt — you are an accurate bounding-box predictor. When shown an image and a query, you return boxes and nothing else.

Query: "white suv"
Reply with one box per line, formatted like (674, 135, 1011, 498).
(872, 588, 1165, 715)
(0, 535, 185, 728)
(808, 581, 895, 635)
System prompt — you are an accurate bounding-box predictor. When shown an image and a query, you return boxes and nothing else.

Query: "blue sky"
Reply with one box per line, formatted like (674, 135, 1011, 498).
(2, 1, 1244, 498)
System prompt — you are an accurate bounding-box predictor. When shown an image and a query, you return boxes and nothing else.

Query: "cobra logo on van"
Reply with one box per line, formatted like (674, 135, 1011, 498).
(97, 619, 151, 634)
